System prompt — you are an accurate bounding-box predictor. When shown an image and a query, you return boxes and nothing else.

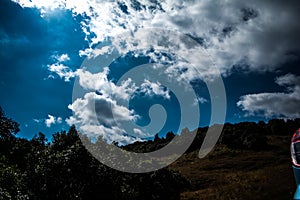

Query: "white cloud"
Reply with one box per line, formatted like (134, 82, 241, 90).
(47, 53, 76, 81)
(66, 92, 140, 144)
(53, 54, 70, 63)
(67, 68, 176, 144)
(47, 63, 76, 82)
(45, 114, 62, 127)
(12, 0, 65, 15)
(14, 0, 300, 79)
(237, 74, 300, 118)
(45, 115, 55, 127)
(76, 68, 137, 100)
(140, 79, 170, 99)
(79, 46, 114, 58)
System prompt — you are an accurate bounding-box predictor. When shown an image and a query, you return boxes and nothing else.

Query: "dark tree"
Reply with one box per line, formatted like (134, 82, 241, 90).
(0, 107, 19, 139)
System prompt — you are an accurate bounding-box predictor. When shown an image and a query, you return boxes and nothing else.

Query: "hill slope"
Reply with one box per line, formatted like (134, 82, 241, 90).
(169, 135, 295, 200)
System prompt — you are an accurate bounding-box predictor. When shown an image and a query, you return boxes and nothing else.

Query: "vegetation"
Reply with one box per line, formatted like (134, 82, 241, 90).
(0, 107, 188, 199)
(0, 106, 299, 199)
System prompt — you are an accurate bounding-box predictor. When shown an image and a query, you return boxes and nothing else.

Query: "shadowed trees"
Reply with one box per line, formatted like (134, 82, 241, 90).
(0, 107, 188, 199)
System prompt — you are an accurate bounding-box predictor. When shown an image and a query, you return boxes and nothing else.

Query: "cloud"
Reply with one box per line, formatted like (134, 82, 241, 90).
(14, 0, 300, 81)
(275, 73, 300, 87)
(133, 128, 150, 138)
(45, 115, 55, 127)
(66, 92, 140, 144)
(47, 63, 76, 81)
(14, 0, 300, 78)
(108, 0, 298, 78)
(11, 0, 66, 15)
(79, 46, 114, 58)
(47, 53, 76, 81)
(140, 79, 170, 99)
(76, 67, 173, 99)
(45, 114, 62, 127)
(76, 68, 137, 100)
(237, 74, 300, 118)
(53, 53, 70, 63)
(193, 97, 208, 105)
(67, 68, 176, 144)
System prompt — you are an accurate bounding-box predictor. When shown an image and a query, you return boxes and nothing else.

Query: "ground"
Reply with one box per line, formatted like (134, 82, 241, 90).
(169, 135, 295, 200)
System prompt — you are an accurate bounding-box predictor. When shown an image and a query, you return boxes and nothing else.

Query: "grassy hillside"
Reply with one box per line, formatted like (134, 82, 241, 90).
(169, 135, 295, 200)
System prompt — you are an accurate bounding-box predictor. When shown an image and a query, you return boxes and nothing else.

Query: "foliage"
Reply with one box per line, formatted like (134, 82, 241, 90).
(0, 107, 188, 199)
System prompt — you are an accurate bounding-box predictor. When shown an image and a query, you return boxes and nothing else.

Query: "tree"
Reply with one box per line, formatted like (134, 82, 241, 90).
(166, 131, 175, 141)
(0, 107, 19, 139)
(154, 133, 160, 142)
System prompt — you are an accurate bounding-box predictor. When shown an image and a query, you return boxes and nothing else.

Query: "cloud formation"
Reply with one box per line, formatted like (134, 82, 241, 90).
(66, 67, 175, 144)
(66, 92, 140, 144)
(47, 53, 76, 81)
(237, 74, 300, 119)
(45, 114, 62, 127)
(140, 79, 170, 99)
(14, 0, 300, 77)
(76, 68, 137, 101)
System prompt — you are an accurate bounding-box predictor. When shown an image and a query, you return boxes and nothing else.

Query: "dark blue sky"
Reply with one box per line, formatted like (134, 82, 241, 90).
(0, 0, 88, 139)
(1, 0, 300, 143)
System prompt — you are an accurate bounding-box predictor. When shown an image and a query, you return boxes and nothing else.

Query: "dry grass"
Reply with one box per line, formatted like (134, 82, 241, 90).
(169, 136, 296, 200)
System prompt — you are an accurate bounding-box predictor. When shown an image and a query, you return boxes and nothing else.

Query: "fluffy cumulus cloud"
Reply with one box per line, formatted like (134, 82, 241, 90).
(76, 68, 137, 101)
(66, 92, 140, 144)
(66, 67, 172, 143)
(237, 74, 300, 119)
(45, 114, 62, 127)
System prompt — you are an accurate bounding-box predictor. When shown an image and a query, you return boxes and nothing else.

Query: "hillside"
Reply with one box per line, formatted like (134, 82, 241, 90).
(123, 121, 298, 199)
(170, 136, 294, 200)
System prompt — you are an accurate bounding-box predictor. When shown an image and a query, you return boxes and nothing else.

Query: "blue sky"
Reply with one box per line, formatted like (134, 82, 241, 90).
(1, 0, 300, 144)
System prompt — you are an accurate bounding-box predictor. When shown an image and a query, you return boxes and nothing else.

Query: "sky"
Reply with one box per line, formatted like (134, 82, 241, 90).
(0, 0, 300, 144)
